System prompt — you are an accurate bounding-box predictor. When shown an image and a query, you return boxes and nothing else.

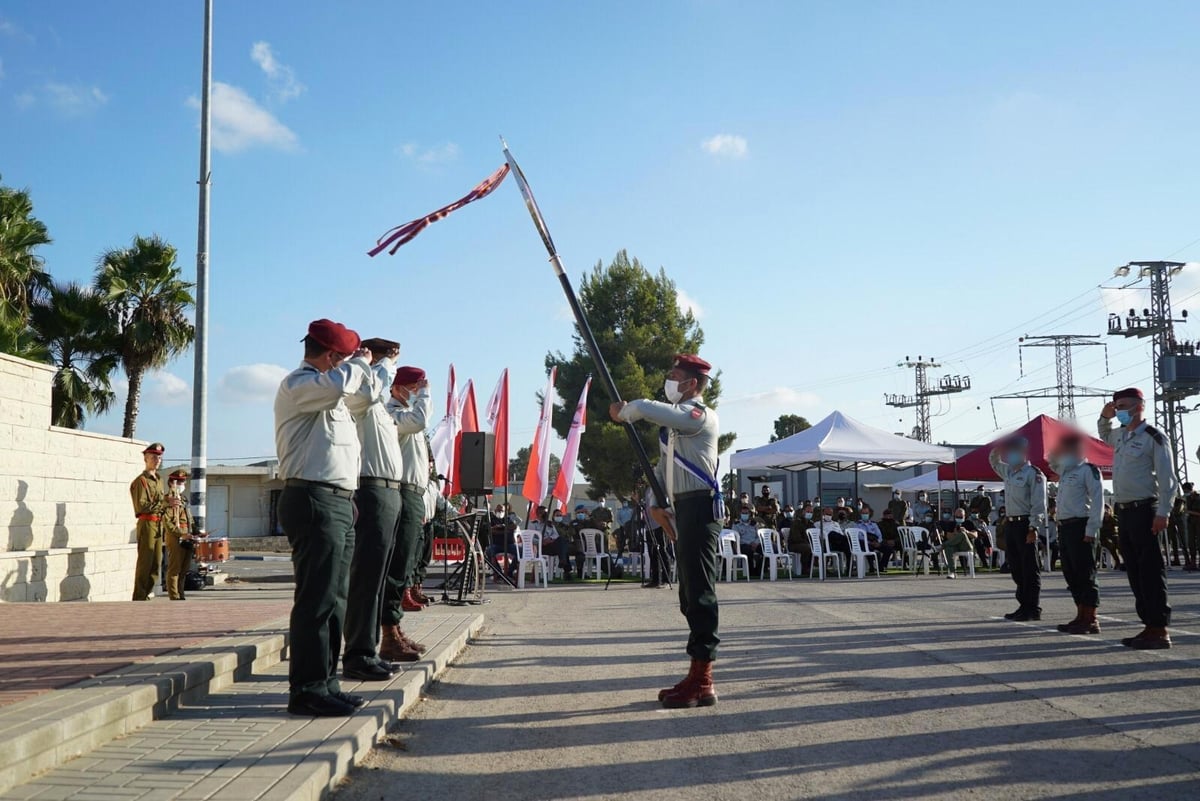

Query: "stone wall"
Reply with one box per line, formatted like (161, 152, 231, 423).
(0, 352, 146, 602)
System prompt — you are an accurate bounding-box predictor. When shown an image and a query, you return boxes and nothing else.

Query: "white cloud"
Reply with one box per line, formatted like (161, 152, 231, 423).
(701, 133, 748, 159)
(219, 363, 289, 404)
(250, 41, 305, 102)
(147, 373, 191, 407)
(0, 17, 32, 41)
(16, 81, 109, 114)
(676, 288, 704, 320)
(397, 141, 460, 164)
(189, 82, 298, 153)
(725, 386, 822, 411)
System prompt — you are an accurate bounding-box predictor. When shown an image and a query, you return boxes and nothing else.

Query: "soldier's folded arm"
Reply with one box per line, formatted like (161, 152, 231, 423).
(389, 389, 431, 433)
(618, 399, 706, 435)
(281, 356, 372, 413)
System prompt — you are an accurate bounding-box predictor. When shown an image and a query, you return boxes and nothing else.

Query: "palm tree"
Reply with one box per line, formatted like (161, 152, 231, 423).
(0, 175, 52, 358)
(30, 282, 120, 428)
(95, 235, 195, 438)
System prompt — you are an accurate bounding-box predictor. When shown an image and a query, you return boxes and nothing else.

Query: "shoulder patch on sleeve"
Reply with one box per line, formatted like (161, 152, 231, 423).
(690, 407, 704, 419)
(1145, 426, 1166, 446)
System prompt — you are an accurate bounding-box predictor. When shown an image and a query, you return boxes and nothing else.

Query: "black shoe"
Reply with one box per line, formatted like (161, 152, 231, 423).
(343, 661, 395, 681)
(372, 657, 401, 674)
(287, 692, 356, 717)
(1003, 609, 1023, 620)
(644, 581, 662, 589)
(1010, 609, 1041, 622)
(333, 691, 367, 708)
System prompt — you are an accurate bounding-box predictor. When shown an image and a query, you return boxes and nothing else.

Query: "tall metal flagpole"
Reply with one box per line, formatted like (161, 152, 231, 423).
(500, 138, 671, 511)
(190, 0, 213, 533)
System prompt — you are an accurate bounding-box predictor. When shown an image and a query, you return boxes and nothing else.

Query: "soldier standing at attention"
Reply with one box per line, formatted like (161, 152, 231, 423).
(342, 337, 404, 682)
(611, 354, 721, 709)
(1099, 388, 1179, 649)
(1183, 481, 1200, 572)
(275, 318, 373, 717)
(163, 468, 194, 601)
(381, 365, 433, 660)
(131, 442, 166, 601)
(989, 435, 1047, 621)
(755, 485, 780, 529)
(1048, 435, 1104, 635)
(886, 490, 909, 526)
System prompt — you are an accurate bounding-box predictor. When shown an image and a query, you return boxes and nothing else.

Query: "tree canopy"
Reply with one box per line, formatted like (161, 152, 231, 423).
(546, 251, 735, 500)
(769, 414, 812, 442)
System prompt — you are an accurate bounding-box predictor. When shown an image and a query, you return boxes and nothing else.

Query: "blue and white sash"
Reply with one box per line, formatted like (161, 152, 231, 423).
(659, 428, 725, 520)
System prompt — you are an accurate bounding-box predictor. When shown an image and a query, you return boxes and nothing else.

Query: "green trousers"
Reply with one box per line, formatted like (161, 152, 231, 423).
(674, 495, 721, 662)
(343, 484, 401, 661)
(279, 484, 355, 698)
(1058, 518, 1099, 607)
(1186, 517, 1200, 565)
(412, 521, 435, 586)
(382, 486, 425, 626)
(132, 520, 163, 601)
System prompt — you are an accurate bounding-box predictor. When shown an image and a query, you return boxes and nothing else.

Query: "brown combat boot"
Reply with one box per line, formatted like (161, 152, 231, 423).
(398, 629, 427, 654)
(380, 625, 420, 662)
(1120, 626, 1152, 647)
(1056, 604, 1083, 633)
(1129, 626, 1171, 649)
(401, 588, 424, 612)
(658, 659, 700, 702)
(411, 587, 433, 605)
(661, 659, 718, 709)
(1065, 606, 1100, 634)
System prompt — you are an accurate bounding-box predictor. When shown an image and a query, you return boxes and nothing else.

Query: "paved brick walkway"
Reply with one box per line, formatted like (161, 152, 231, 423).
(0, 597, 293, 708)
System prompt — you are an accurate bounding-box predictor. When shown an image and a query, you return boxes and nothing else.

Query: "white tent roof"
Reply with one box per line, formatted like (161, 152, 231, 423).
(892, 474, 1005, 493)
(730, 411, 956, 471)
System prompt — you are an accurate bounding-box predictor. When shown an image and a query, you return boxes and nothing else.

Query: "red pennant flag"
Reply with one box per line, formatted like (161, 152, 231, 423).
(485, 369, 510, 490)
(522, 368, 557, 506)
(552, 377, 591, 508)
(368, 164, 510, 257)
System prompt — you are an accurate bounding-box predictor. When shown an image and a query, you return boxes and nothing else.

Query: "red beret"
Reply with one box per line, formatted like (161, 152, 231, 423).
(168, 468, 189, 481)
(393, 365, 426, 386)
(305, 319, 360, 354)
(142, 442, 165, 455)
(673, 353, 712, 376)
(1113, 387, 1144, 402)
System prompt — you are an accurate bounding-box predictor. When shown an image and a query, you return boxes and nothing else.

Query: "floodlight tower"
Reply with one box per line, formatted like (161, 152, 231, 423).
(1107, 261, 1197, 481)
(989, 335, 1111, 423)
(885, 356, 971, 442)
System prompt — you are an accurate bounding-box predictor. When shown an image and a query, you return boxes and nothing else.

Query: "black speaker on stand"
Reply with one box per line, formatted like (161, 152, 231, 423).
(456, 431, 496, 496)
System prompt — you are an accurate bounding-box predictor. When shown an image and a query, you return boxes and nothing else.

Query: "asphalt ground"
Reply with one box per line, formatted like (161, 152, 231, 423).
(333, 567, 1200, 801)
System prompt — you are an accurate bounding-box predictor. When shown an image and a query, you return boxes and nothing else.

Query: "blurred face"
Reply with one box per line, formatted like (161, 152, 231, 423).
(168, 479, 185, 495)
(391, 383, 419, 404)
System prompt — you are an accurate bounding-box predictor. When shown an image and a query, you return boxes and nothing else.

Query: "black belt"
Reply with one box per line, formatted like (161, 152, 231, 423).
(359, 476, 402, 490)
(1059, 517, 1088, 524)
(1009, 515, 1030, 521)
(1115, 498, 1154, 511)
(284, 478, 354, 499)
(400, 482, 424, 493)
(673, 490, 713, 502)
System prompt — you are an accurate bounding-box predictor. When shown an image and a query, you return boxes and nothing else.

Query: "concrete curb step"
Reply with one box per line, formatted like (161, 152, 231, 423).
(0, 624, 289, 796)
(0, 612, 484, 801)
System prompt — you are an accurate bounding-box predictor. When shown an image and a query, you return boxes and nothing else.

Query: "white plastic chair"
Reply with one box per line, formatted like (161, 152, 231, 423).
(901, 525, 938, 575)
(513, 529, 548, 589)
(806, 529, 843, 581)
(944, 546, 977, 578)
(843, 527, 880, 578)
(719, 531, 750, 581)
(579, 527, 608, 579)
(757, 529, 793, 581)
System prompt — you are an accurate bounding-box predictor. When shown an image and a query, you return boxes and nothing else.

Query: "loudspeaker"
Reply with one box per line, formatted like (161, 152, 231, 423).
(457, 431, 495, 494)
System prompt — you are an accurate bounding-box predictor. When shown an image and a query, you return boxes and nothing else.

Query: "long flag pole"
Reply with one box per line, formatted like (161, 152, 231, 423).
(501, 138, 670, 511)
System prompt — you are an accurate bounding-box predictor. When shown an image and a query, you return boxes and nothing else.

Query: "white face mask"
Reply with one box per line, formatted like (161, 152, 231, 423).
(664, 379, 683, 403)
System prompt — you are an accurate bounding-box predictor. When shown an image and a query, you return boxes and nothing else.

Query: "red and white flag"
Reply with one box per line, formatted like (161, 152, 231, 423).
(521, 367, 557, 506)
(451, 380, 480, 495)
(367, 165, 510, 257)
(430, 364, 458, 497)
(551, 377, 591, 508)
(485, 369, 510, 490)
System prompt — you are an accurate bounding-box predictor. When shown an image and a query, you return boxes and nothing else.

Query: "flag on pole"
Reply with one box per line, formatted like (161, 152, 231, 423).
(521, 367, 557, 506)
(485, 369, 510, 490)
(367, 165, 510, 257)
(430, 363, 459, 497)
(551, 377, 591, 508)
(451, 380, 480, 496)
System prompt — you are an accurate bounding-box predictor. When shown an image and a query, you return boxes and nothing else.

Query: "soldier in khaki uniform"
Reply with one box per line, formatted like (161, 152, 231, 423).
(163, 468, 195, 601)
(131, 442, 166, 601)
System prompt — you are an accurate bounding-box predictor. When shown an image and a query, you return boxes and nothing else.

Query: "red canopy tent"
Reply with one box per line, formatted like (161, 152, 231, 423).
(937, 414, 1114, 482)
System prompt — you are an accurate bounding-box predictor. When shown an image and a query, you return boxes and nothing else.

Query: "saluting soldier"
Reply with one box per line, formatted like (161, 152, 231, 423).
(275, 318, 373, 717)
(163, 468, 195, 601)
(130, 442, 166, 601)
(611, 354, 722, 709)
(1048, 434, 1104, 634)
(989, 435, 1047, 621)
(1099, 388, 1180, 649)
(381, 365, 433, 660)
(342, 337, 405, 682)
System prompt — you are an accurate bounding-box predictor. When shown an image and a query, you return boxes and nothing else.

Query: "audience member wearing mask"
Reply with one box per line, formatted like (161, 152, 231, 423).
(855, 506, 893, 572)
(732, 506, 765, 575)
(939, 509, 977, 579)
(887, 491, 909, 525)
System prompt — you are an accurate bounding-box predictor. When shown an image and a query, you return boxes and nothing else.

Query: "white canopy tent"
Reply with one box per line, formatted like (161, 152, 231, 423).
(892, 474, 1004, 494)
(731, 411, 956, 501)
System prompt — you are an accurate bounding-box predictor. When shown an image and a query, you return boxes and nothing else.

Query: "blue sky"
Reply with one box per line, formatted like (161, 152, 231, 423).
(5, 1, 1200, 474)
